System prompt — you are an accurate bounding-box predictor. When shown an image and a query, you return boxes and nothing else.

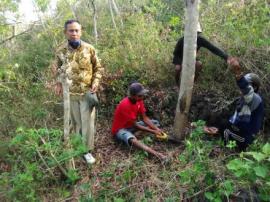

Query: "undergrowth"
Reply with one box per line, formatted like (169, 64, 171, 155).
(1, 121, 269, 201)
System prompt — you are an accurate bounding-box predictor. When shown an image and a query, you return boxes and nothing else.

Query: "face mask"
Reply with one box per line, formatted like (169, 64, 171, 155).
(68, 40, 81, 49)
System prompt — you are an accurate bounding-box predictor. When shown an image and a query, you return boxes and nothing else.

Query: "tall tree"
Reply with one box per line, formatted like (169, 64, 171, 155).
(173, 0, 200, 140)
(111, 0, 123, 28)
(90, 0, 98, 44)
(108, 0, 117, 30)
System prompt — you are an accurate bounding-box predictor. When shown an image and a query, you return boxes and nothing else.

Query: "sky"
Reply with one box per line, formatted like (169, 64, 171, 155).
(18, 0, 57, 23)
(19, 0, 38, 22)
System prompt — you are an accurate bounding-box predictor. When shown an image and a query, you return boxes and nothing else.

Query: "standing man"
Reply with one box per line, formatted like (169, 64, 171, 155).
(51, 19, 103, 164)
(111, 82, 167, 162)
(173, 23, 232, 86)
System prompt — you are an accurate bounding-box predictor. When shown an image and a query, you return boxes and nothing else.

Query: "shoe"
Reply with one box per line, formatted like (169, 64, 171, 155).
(83, 153, 96, 164)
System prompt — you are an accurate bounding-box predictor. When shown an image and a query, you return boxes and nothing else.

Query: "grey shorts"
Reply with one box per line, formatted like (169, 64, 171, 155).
(115, 119, 160, 147)
(116, 129, 135, 147)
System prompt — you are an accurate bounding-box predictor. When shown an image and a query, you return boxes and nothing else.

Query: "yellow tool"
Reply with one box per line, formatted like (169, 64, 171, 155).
(156, 132, 168, 140)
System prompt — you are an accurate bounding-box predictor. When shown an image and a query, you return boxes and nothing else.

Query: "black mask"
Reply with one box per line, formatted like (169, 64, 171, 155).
(68, 40, 81, 49)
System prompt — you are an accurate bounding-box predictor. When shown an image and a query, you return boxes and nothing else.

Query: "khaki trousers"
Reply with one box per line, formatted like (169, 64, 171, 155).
(70, 93, 98, 151)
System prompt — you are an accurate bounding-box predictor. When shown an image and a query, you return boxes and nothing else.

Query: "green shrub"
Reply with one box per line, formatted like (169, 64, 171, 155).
(0, 128, 87, 201)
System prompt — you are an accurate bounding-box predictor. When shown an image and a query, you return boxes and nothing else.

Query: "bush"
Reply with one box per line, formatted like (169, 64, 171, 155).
(0, 128, 87, 201)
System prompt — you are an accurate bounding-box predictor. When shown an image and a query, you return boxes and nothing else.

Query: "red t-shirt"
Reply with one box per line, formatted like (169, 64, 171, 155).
(111, 97, 146, 135)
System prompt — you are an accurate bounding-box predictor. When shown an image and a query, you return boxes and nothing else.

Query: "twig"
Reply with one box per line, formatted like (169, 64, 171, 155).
(39, 136, 69, 177)
(36, 148, 56, 178)
(109, 180, 151, 195)
(183, 183, 218, 200)
(61, 196, 77, 202)
(0, 24, 35, 45)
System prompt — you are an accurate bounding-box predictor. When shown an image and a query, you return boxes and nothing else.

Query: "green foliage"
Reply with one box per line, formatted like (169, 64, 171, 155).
(226, 142, 270, 201)
(34, 0, 50, 12)
(177, 121, 225, 199)
(0, 128, 87, 201)
(99, 13, 173, 105)
(175, 120, 269, 201)
(0, 0, 269, 201)
(226, 140, 237, 149)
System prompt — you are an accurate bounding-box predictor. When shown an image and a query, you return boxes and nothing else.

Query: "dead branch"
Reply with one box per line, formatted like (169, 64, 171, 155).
(36, 148, 56, 178)
(39, 136, 69, 177)
(0, 24, 35, 45)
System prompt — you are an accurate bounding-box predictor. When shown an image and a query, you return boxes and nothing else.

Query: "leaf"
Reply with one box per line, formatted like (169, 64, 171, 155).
(253, 166, 268, 178)
(114, 197, 125, 202)
(222, 180, 234, 196)
(226, 140, 237, 149)
(262, 143, 270, 155)
(226, 159, 242, 170)
(226, 159, 248, 177)
(205, 192, 214, 200)
(245, 152, 267, 162)
(169, 16, 180, 27)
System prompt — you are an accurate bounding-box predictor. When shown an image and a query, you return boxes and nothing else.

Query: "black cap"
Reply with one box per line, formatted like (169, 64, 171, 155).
(129, 83, 149, 96)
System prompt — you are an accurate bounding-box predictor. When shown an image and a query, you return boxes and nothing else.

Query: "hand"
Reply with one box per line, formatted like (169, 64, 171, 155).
(153, 128, 162, 135)
(55, 82, 62, 96)
(203, 126, 219, 135)
(155, 130, 168, 140)
(227, 56, 237, 66)
(175, 64, 182, 71)
(227, 57, 241, 75)
(228, 57, 239, 67)
(226, 56, 233, 65)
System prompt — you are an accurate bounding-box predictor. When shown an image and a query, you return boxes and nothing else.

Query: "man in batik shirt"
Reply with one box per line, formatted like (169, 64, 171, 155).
(51, 19, 104, 164)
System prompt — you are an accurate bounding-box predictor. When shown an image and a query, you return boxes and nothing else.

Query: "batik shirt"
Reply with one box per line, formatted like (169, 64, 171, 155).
(52, 40, 103, 95)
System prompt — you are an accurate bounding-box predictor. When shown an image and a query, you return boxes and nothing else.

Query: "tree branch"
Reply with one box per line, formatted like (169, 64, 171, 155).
(0, 24, 35, 45)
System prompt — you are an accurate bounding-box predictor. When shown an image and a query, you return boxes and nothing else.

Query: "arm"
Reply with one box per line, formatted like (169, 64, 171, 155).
(90, 48, 104, 92)
(229, 58, 254, 100)
(198, 35, 229, 61)
(134, 113, 161, 135)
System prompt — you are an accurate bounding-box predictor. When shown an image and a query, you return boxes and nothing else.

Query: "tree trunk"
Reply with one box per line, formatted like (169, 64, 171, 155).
(111, 0, 123, 28)
(108, 0, 117, 30)
(61, 74, 75, 170)
(32, 1, 58, 47)
(64, 0, 78, 19)
(173, 0, 200, 140)
(91, 0, 98, 44)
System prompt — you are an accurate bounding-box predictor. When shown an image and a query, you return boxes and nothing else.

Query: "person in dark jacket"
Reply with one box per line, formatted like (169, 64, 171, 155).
(173, 23, 232, 86)
(204, 58, 264, 151)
